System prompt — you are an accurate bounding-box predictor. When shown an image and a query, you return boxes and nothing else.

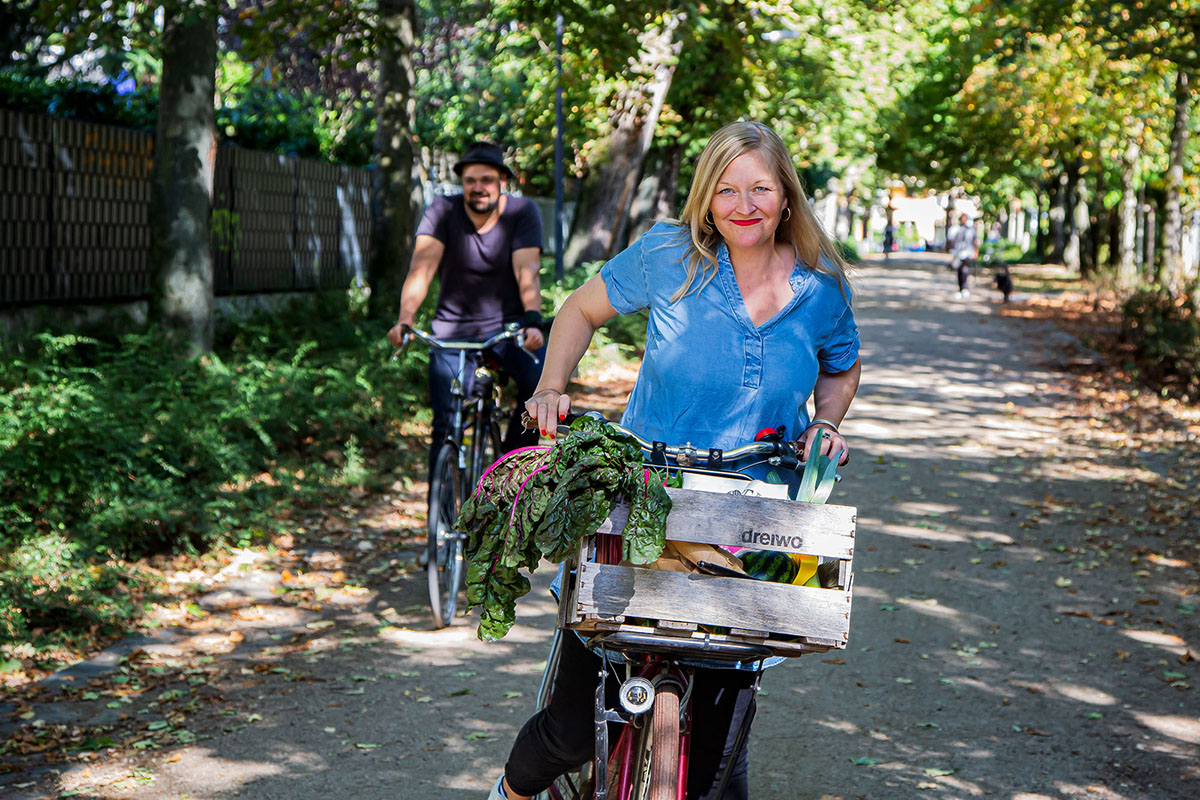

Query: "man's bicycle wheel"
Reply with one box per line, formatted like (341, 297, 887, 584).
(427, 442, 464, 629)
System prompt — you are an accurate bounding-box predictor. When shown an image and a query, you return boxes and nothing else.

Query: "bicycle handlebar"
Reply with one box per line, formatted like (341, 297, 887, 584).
(391, 323, 539, 363)
(402, 323, 524, 352)
(539, 411, 808, 471)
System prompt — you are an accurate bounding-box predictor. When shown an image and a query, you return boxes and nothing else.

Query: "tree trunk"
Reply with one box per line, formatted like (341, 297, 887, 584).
(1163, 69, 1192, 290)
(1085, 167, 1105, 277)
(943, 190, 956, 252)
(625, 143, 683, 246)
(1188, 209, 1200, 278)
(1107, 205, 1121, 271)
(1070, 177, 1092, 277)
(1144, 200, 1157, 282)
(1048, 169, 1067, 264)
(1032, 185, 1045, 260)
(564, 11, 684, 267)
(1063, 157, 1082, 271)
(148, 5, 218, 356)
(367, 0, 420, 319)
(1117, 130, 1141, 292)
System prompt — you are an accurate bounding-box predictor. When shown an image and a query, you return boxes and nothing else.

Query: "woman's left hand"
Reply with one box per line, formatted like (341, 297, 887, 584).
(794, 424, 850, 466)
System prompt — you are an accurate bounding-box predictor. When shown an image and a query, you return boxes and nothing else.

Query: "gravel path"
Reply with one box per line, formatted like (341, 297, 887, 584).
(4, 254, 1196, 800)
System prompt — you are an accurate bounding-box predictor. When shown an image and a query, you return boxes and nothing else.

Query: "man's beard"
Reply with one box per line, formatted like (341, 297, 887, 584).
(467, 194, 499, 214)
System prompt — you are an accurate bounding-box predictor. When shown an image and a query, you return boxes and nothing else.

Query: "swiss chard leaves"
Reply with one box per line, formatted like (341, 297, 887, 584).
(459, 416, 670, 641)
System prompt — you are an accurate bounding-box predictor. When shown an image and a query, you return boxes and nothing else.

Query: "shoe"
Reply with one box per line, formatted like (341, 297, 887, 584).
(487, 776, 508, 800)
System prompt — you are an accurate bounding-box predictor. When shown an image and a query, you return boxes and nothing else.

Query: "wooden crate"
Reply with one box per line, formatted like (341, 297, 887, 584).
(559, 481, 857, 657)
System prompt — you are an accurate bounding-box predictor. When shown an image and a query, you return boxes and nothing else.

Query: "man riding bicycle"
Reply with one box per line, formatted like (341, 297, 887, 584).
(386, 140, 547, 467)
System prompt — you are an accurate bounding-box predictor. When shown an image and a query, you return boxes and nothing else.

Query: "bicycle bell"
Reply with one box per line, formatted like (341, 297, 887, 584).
(618, 677, 656, 714)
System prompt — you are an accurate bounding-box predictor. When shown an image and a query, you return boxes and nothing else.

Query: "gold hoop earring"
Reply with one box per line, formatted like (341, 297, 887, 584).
(704, 211, 714, 229)
(782, 206, 792, 222)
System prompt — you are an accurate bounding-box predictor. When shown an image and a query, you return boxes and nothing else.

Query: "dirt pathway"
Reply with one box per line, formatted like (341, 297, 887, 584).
(4, 255, 1197, 800)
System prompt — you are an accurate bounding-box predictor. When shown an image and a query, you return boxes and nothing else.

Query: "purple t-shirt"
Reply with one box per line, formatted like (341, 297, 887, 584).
(418, 194, 543, 339)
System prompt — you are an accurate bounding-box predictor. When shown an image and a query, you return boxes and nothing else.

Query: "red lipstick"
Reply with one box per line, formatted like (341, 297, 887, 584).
(731, 219, 760, 226)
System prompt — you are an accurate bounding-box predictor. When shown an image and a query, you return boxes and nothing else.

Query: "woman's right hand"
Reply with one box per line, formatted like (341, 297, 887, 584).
(524, 388, 572, 439)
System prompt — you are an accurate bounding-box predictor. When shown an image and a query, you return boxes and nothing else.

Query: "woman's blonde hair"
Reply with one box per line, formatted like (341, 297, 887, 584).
(672, 120, 850, 302)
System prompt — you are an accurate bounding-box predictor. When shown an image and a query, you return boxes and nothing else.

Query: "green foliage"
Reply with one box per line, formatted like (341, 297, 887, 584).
(214, 53, 374, 165)
(0, 71, 157, 128)
(0, 64, 373, 166)
(0, 297, 425, 644)
(980, 238, 1026, 264)
(1121, 285, 1200, 398)
(542, 258, 648, 354)
(834, 239, 861, 263)
(460, 415, 670, 641)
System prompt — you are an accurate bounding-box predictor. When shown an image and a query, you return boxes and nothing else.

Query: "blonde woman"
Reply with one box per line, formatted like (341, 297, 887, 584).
(489, 121, 862, 800)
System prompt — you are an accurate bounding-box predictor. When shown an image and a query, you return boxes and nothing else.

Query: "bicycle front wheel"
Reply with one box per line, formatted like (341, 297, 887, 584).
(627, 683, 682, 800)
(427, 443, 464, 629)
(647, 684, 682, 800)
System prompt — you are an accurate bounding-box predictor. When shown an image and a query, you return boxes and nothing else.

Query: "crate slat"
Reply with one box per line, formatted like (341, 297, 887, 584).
(603, 487, 855, 559)
(575, 562, 851, 645)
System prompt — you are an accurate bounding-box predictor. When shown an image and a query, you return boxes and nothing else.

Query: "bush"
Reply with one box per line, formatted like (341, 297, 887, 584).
(0, 298, 425, 644)
(0, 71, 373, 166)
(1121, 285, 1200, 398)
(0, 72, 157, 130)
(542, 259, 648, 355)
(834, 239, 861, 263)
(980, 238, 1026, 264)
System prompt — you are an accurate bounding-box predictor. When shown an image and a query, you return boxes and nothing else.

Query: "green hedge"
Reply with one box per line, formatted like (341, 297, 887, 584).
(1122, 285, 1200, 399)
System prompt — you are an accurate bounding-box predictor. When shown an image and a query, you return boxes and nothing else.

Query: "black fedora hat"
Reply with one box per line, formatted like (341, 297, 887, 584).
(453, 141, 513, 178)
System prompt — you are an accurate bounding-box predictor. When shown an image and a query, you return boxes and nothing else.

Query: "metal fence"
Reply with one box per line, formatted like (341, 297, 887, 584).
(0, 108, 372, 307)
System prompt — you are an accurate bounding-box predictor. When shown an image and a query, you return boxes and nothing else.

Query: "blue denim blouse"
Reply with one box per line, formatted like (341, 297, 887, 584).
(560, 223, 860, 671)
(601, 222, 859, 453)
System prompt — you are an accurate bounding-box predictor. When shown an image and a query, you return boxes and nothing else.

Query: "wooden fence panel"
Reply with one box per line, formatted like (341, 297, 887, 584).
(52, 119, 154, 302)
(0, 109, 374, 306)
(0, 111, 54, 305)
(231, 147, 296, 293)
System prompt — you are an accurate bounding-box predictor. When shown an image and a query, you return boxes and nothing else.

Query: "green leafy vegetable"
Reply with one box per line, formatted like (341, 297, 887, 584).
(459, 416, 670, 641)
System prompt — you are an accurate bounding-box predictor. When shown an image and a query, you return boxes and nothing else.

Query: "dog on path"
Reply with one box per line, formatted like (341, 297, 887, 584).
(993, 264, 1013, 303)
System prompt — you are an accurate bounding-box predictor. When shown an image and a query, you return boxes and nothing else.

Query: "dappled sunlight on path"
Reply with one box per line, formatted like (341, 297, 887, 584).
(750, 254, 1198, 799)
(3, 253, 1195, 800)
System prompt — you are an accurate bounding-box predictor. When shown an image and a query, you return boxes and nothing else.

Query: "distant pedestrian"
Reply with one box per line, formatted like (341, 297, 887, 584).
(946, 213, 978, 297)
(882, 223, 894, 259)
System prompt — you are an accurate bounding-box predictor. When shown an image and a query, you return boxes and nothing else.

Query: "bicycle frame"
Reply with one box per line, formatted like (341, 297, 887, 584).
(443, 347, 502, 476)
(403, 324, 528, 485)
(585, 532, 771, 800)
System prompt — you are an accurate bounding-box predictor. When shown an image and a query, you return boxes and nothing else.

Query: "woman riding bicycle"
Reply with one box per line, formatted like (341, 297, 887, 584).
(489, 120, 862, 800)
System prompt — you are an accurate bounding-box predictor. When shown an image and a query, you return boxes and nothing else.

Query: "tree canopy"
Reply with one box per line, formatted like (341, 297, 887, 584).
(3, 0, 1199, 287)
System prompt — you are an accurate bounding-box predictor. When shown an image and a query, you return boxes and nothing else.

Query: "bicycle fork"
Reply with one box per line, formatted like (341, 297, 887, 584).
(593, 655, 691, 800)
(449, 350, 469, 471)
(593, 652, 762, 800)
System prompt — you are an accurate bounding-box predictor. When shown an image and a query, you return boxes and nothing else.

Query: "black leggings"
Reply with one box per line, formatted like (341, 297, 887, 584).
(957, 258, 974, 291)
(505, 632, 759, 800)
